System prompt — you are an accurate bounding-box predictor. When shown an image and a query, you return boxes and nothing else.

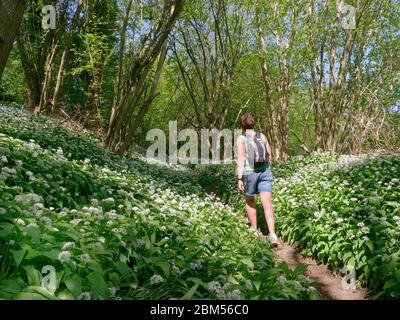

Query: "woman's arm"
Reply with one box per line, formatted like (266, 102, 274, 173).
(236, 136, 245, 191)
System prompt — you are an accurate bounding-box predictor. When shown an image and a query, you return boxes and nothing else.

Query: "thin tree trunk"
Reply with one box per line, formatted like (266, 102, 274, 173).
(36, 41, 58, 113)
(50, 0, 84, 114)
(0, 0, 27, 79)
(119, 39, 169, 152)
(105, 0, 185, 154)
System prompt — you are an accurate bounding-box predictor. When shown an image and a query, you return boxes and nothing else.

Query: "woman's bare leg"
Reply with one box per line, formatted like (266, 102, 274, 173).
(245, 195, 257, 229)
(259, 191, 275, 234)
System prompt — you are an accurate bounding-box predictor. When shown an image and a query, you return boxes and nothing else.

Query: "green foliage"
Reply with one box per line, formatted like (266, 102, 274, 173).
(0, 48, 25, 106)
(0, 108, 317, 300)
(195, 152, 400, 299)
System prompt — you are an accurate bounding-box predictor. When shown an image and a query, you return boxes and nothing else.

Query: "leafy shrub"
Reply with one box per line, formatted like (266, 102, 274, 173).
(195, 152, 400, 299)
(0, 108, 318, 300)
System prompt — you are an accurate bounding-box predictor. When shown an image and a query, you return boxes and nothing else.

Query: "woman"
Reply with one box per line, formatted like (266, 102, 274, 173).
(236, 112, 279, 247)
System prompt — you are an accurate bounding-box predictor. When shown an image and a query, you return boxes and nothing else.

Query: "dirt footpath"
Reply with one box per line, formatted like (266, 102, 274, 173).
(275, 242, 369, 300)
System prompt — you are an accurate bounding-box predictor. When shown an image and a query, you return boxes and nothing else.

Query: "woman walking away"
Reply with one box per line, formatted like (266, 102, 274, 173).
(236, 112, 279, 247)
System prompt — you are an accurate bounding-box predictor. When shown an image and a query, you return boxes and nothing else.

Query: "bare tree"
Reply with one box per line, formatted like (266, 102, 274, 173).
(105, 0, 185, 154)
(171, 0, 246, 130)
(254, 0, 300, 161)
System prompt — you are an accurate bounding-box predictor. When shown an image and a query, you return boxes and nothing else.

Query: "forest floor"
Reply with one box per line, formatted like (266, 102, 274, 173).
(206, 184, 369, 300)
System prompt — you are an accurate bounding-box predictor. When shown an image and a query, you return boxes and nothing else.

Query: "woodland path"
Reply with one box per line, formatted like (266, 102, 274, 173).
(274, 241, 368, 300)
(206, 185, 369, 300)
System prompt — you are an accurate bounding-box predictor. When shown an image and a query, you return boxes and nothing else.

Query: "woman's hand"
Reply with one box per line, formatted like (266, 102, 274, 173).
(238, 180, 244, 192)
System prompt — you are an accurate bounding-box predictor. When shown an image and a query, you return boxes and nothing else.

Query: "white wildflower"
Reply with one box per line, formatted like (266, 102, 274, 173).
(149, 274, 164, 285)
(78, 292, 91, 300)
(95, 242, 104, 250)
(80, 254, 90, 262)
(103, 198, 114, 204)
(62, 242, 75, 250)
(245, 280, 253, 291)
(361, 226, 369, 234)
(40, 216, 52, 225)
(336, 218, 344, 224)
(109, 287, 117, 297)
(208, 281, 221, 292)
(70, 219, 80, 226)
(225, 289, 241, 300)
(27, 222, 39, 228)
(15, 218, 25, 226)
(278, 274, 286, 284)
(58, 251, 71, 262)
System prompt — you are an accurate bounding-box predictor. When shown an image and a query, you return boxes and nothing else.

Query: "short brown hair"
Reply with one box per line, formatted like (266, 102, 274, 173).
(240, 112, 254, 129)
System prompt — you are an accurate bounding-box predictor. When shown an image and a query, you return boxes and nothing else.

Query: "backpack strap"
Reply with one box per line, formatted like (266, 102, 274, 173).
(256, 132, 267, 144)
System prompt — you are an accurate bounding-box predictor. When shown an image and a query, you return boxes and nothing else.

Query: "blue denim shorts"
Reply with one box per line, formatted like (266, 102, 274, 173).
(244, 168, 273, 196)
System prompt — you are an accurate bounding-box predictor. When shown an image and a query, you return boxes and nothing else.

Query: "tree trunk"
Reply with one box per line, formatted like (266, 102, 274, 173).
(0, 0, 27, 79)
(105, 0, 185, 154)
(50, 0, 84, 114)
(37, 41, 58, 113)
(119, 39, 169, 152)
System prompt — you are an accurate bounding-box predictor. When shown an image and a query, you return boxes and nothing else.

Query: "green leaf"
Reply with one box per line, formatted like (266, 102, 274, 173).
(15, 286, 58, 300)
(342, 251, 353, 263)
(115, 261, 130, 281)
(87, 272, 110, 299)
(240, 257, 254, 269)
(24, 249, 59, 261)
(0, 279, 25, 299)
(57, 288, 75, 300)
(294, 264, 308, 275)
(143, 257, 170, 276)
(0, 222, 13, 238)
(154, 261, 170, 276)
(23, 265, 41, 286)
(385, 201, 400, 208)
(182, 283, 199, 300)
(14, 292, 49, 300)
(383, 279, 398, 290)
(347, 257, 356, 268)
(11, 248, 27, 268)
(186, 277, 209, 291)
(87, 260, 105, 277)
(25, 226, 41, 239)
(277, 262, 291, 274)
(64, 273, 82, 298)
